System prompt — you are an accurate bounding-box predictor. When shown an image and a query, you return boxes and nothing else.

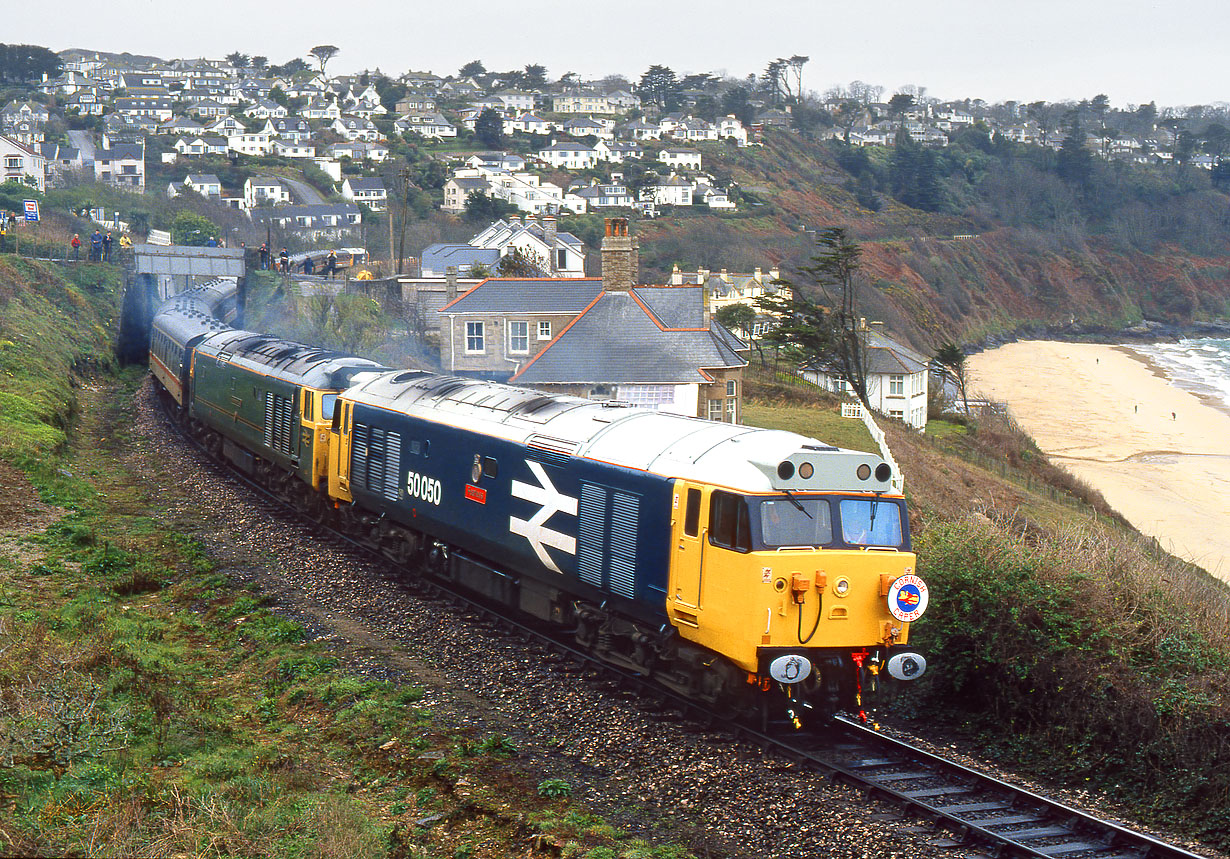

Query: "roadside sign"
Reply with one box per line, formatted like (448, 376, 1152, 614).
(23, 200, 39, 221)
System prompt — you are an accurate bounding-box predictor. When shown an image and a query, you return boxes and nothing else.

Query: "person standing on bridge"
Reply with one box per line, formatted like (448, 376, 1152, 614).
(326, 249, 337, 279)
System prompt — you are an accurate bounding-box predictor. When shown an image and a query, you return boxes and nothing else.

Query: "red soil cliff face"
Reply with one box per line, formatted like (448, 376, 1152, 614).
(630, 131, 1230, 349)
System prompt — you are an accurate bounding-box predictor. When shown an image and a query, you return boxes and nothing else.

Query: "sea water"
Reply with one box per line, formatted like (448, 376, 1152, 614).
(1134, 338, 1230, 413)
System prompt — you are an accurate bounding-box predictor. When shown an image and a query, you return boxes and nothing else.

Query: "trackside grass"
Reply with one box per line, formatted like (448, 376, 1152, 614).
(0, 256, 694, 859)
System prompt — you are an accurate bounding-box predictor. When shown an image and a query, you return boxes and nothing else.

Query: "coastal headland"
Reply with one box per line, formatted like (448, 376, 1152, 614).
(967, 341, 1230, 581)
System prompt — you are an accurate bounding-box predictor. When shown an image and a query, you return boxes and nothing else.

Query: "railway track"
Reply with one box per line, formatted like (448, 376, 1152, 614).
(160, 396, 1211, 859)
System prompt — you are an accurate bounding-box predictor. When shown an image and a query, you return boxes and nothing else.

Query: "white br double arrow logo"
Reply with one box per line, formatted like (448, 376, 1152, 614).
(509, 460, 578, 573)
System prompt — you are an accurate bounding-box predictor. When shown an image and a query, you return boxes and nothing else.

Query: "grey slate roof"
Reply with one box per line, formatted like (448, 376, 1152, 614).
(345, 176, 386, 191)
(420, 244, 500, 274)
(512, 289, 745, 385)
(863, 330, 929, 374)
(441, 278, 602, 315)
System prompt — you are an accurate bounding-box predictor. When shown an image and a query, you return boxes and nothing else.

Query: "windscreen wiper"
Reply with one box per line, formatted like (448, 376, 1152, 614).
(783, 489, 813, 519)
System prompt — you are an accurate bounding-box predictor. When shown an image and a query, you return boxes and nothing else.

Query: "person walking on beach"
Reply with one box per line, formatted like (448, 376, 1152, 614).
(70, 233, 81, 260)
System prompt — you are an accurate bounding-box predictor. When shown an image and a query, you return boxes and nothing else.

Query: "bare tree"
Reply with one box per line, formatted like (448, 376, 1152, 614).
(848, 80, 884, 105)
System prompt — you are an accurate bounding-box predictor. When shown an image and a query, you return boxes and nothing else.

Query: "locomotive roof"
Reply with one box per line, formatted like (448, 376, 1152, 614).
(347, 371, 895, 495)
(195, 328, 388, 389)
(152, 293, 232, 345)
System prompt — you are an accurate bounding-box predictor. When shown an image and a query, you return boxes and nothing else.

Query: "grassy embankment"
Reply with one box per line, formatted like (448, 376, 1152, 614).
(0, 257, 693, 859)
(744, 366, 1230, 850)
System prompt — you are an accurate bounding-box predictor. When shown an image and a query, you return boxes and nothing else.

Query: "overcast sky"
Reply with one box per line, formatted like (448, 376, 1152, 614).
(17, 0, 1228, 108)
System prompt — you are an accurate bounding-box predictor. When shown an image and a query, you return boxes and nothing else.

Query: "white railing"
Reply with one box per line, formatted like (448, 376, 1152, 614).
(859, 407, 905, 494)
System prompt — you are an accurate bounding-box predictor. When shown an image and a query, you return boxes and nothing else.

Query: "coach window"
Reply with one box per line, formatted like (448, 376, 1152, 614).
(709, 490, 751, 552)
(683, 488, 701, 537)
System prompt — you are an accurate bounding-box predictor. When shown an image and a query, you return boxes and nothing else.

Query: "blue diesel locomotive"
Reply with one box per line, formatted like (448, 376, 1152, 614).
(150, 278, 929, 728)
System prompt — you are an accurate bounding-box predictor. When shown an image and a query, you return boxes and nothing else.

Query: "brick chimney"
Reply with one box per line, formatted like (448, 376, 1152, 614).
(445, 266, 458, 303)
(542, 215, 557, 273)
(600, 218, 638, 292)
(701, 283, 711, 329)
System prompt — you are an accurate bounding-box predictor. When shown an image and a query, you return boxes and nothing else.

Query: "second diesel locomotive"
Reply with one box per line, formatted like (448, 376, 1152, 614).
(150, 278, 929, 728)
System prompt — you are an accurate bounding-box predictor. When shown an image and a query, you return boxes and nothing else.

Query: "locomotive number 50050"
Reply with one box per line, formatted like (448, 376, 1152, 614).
(406, 471, 442, 505)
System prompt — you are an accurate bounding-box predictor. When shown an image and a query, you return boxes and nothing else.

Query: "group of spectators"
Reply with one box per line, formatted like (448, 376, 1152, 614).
(69, 229, 129, 262)
(257, 242, 339, 278)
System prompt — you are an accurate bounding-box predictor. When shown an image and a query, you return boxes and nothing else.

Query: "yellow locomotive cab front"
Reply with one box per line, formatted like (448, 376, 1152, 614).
(667, 479, 928, 717)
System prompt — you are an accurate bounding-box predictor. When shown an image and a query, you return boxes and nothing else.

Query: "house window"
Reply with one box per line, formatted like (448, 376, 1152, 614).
(726, 380, 737, 397)
(537, 321, 552, 340)
(4, 156, 21, 168)
(707, 399, 723, 421)
(889, 409, 904, 420)
(619, 385, 675, 409)
(465, 321, 485, 353)
(889, 375, 905, 397)
(508, 321, 528, 353)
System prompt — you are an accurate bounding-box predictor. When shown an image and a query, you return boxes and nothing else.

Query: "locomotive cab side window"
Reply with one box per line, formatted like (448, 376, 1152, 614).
(322, 394, 337, 421)
(709, 491, 751, 552)
(303, 392, 314, 421)
(683, 488, 701, 537)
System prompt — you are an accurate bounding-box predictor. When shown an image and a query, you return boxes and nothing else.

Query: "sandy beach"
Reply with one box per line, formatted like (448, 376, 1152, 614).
(967, 341, 1230, 581)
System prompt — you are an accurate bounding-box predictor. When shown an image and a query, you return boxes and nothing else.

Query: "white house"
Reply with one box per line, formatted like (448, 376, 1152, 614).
(396, 112, 457, 138)
(341, 176, 388, 211)
(504, 112, 550, 135)
(244, 98, 288, 119)
(642, 174, 692, 206)
(716, 115, 749, 146)
(421, 215, 586, 277)
(174, 135, 228, 157)
(327, 141, 389, 162)
(270, 139, 316, 158)
(330, 115, 380, 142)
(659, 148, 702, 170)
(180, 173, 222, 198)
(494, 90, 535, 112)
(0, 135, 46, 191)
(228, 129, 274, 156)
(573, 183, 635, 208)
(93, 140, 144, 189)
(537, 141, 600, 170)
(801, 329, 930, 429)
(244, 175, 291, 208)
